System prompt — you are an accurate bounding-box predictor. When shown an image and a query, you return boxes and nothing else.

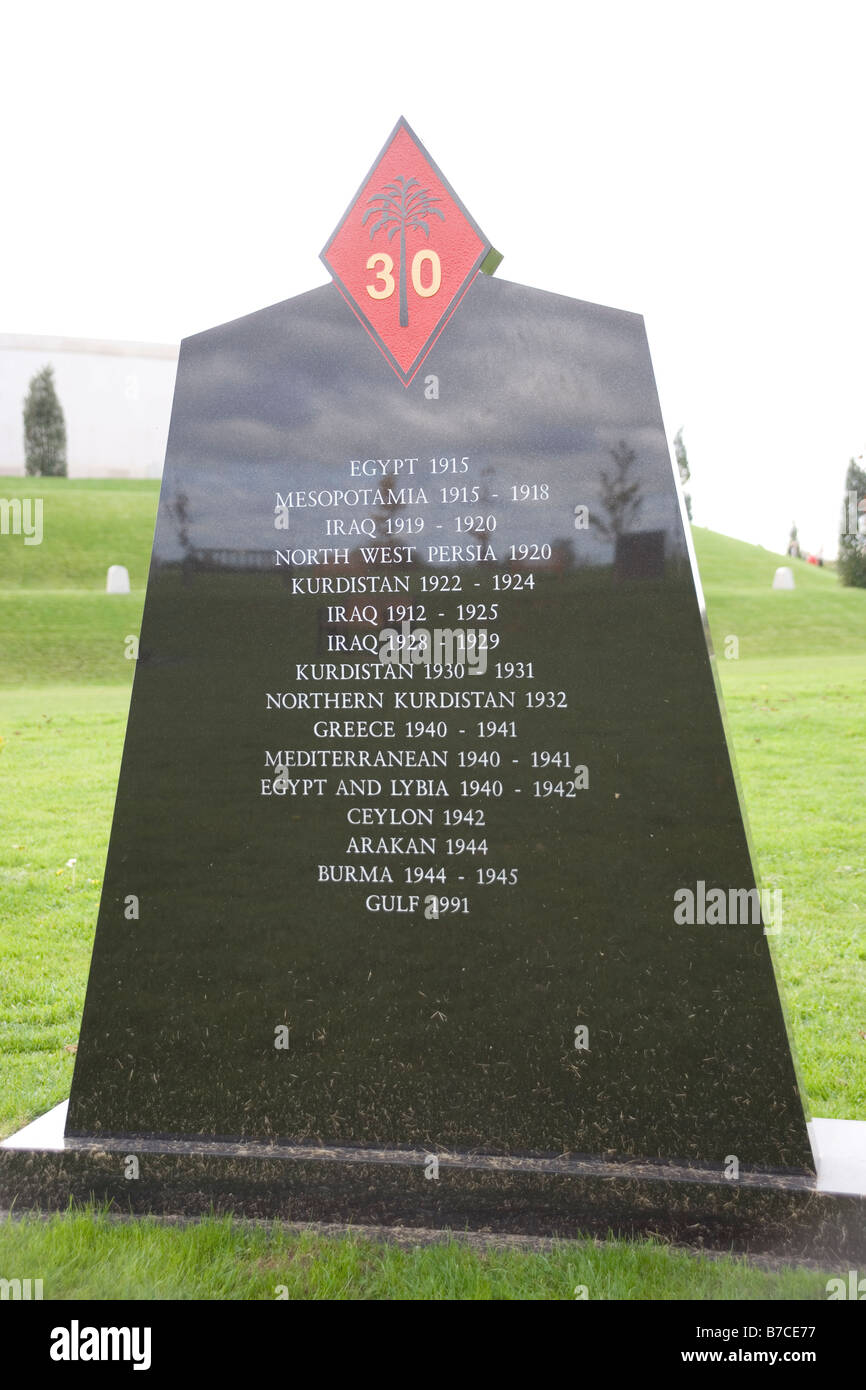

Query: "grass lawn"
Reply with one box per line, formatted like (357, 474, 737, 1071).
(0, 476, 159, 591)
(713, 657, 865, 1115)
(0, 483, 863, 1297)
(0, 685, 131, 1134)
(0, 1209, 836, 1300)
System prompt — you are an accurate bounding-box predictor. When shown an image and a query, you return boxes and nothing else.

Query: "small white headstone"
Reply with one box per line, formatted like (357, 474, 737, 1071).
(772, 566, 795, 590)
(106, 565, 130, 594)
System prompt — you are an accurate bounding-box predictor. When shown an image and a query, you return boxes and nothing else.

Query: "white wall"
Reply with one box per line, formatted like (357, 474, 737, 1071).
(0, 334, 178, 478)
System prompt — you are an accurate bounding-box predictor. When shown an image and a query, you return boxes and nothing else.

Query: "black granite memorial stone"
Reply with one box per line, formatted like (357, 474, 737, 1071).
(62, 266, 813, 1171)
(5, 120, 851, 1254)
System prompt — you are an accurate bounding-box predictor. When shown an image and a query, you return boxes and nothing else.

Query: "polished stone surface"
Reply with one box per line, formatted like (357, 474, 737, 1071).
(6, 1104, 865, 1199)
(3, 1137, 865, 1259)
(62, 274, 813, 1184)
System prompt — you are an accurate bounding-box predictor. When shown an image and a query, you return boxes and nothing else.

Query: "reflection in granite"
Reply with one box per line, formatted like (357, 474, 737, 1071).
(62, 275, 814, 1198)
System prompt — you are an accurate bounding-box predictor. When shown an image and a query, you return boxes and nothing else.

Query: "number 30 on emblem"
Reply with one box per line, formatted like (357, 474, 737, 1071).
(366, 250, 441, 300)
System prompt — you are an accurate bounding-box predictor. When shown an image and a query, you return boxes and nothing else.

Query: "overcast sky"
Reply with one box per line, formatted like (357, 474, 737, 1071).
(4, 1, 863, 557)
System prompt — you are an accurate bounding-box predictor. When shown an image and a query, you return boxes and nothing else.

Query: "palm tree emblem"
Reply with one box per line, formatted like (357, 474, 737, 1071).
(363, 176, 444, 327)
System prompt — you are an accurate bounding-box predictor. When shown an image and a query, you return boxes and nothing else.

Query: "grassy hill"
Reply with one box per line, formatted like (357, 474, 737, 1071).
(0, 477, 159, 591)
(0, 478, 156, 685)
(0, 482, 863, 1297)
(0, 480, 864, 681)
(693, 526, 866, 661)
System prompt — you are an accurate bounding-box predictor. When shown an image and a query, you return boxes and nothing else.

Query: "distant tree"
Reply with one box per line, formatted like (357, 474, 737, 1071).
(550, 536, 575, 573)
(369, 476, 405, 535)
(467, 465, 496, 548)
(23, 365, 67, 476)
(673, 427, 692, 521)
(788, 522, 800, 559)
(362, 476, 409, 567)
(167, 490, 192, 556)
(838, 457, 866, 588)
(594, 441, 643, 541)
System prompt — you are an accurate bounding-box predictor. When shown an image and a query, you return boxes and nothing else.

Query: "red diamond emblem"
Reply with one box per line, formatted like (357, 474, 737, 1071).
(321, 117, 496, 385)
